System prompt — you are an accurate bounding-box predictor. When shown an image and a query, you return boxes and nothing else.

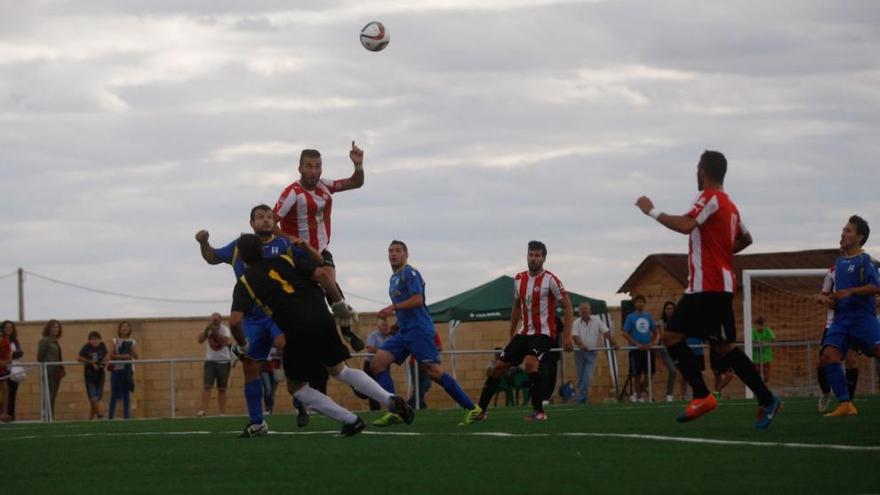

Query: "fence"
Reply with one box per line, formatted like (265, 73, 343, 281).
(7, 340, 876, 422)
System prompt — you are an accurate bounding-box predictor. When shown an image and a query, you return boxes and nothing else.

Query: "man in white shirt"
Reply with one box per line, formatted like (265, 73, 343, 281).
(198, 312, 232, 416)
(572, 303, 618, 404)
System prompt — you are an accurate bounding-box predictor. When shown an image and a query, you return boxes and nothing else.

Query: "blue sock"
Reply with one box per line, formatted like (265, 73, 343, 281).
(825, 363, 850, 402)
(244, 379, 264, 424)
(375, 369, 395, 394)
(439, 373, 475, 410)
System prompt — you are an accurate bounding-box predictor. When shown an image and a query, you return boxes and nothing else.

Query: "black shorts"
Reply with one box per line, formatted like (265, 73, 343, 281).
(279, 303, 349, 383)
(709, 348, 732, 375)
(666, 292, 737, 345)
(499, 335, 552, 366)
(321, 249, 335, 268)
(628, 349, 656, 375)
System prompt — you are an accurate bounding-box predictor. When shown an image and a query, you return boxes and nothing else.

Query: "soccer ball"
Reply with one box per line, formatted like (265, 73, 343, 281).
(360, 21, 390, 52)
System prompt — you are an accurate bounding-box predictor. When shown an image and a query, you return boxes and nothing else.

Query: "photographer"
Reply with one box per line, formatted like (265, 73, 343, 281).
(197, 313, 232, 417)
(77, 331, 108, 420)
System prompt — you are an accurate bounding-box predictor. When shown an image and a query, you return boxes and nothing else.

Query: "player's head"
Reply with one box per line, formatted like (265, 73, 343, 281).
(388, 240, 408, 269)
(117, 320, 132, 338)
(237, 233, 265, 265)
(527, 240, 547, 272)
(697, 150, 727, 190)
(299, 149, 323, 189)
(633, 294, 646, 311)
(578, 302, 591, 318)
(842, 215, 870, 249)
(249, 204, 274, 237)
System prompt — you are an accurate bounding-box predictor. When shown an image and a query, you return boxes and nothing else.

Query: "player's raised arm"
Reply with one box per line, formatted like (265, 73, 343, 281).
(635, 196, 698, 234)
(195, 230, 223, 264)
(331, 141, 365, 191)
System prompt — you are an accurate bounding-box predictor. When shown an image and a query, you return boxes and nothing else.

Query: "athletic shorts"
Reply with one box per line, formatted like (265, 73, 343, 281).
(203, 361, 231, 389)
(244, 314, 284, 360)
(279, 304, 350, 383)
(498, 334, 553, 366)
(821, 315, 880, 357)
(666, 292, 737, 345)
(85, 373, 105, 400)
(628, 349, 656, 375)
(381, 328, 441, 365)
(709, 348, 732, 375)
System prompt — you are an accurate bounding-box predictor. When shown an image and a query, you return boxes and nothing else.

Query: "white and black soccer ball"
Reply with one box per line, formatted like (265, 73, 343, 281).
(360, 21, 390, 52)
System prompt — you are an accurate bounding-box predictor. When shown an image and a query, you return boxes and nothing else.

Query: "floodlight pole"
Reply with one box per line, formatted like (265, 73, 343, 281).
(18, 267, 24, 321)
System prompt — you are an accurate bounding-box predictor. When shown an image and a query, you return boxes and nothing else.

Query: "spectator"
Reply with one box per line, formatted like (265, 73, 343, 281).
(362, 318, 394, 410)
(622, 295, 656, 403)
(0, 328, 10, 422)
(657, 301, 680, 401)
(408, 331, 442, 409)
(751, 316, 776, 383)
(260, 346, 282, 415)
(572, 302, 618, 405)
(1, 320, 21, 421)
(681, 337, 705, 400)
(77, 331, 108, 420)
(197, 312, 232, 417)
(109, 321, 138, 420)
(709, 348, 734, 398)
(37, 319, 65, 419)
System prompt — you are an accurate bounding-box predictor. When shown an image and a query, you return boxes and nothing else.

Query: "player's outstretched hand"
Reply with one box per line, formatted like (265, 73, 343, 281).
(350, 141, 364, 166)
(195, 230, 209, 243)
(331, 300, 353, 321)
(635, 196, 654, 215)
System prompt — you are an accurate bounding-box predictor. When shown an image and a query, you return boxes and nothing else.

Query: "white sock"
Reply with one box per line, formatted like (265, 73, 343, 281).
(335, 366, 392, 407)
(292, 385, 358, 425)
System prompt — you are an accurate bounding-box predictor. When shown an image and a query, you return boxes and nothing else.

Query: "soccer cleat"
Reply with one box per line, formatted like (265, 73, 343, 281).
(238, 420, 269, 438)
(459, 406, 485, 426)
(676, 394, 718, 423)
(340, 417, 366, 437)
(824, 401, 858, 417)
(817, 393, 831, 413)
(372, 412, 404, 427)
(388, 394, 415, 424)
(296, 403, 310, 428)
(755, 396, 783, 429)
(524, 410, 547, 421)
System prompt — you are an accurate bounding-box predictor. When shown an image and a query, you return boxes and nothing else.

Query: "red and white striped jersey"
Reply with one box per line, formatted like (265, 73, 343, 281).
(684, 188, 748, 294)
(822, 266, 835, 328)
(273, 179, 344, 252)
(513, 270, 567, 339)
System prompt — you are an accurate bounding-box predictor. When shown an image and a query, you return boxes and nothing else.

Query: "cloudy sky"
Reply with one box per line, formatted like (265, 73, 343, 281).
(1, 0, 878, 322)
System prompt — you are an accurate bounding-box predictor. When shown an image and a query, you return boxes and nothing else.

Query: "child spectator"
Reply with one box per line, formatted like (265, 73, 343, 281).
(77, 331, 108, 420)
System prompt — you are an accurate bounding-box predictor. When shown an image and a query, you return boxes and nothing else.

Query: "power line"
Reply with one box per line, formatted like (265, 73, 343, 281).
(0, 271, 17, 280)
(25, 270, 227, 304)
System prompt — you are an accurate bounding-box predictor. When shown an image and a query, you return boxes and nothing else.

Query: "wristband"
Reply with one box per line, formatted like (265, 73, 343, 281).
(354, 163, 364, 172)
(648, 208, 661, 220)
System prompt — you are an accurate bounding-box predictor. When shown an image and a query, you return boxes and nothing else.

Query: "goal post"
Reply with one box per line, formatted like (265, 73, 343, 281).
(742, 268, 827, 399)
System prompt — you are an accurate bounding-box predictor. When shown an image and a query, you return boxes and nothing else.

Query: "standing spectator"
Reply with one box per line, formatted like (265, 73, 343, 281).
(260, 346, 282, 415)
(109, 321, 138, 420)
(362, 318, 394, 410)
(0, 328, 11, 422)
(77, 331, 108, 420)
(681, 337, 705, 399)
(572, 302, 618, 405)
(37, 319, 65, 419)
(709, 348, 734, 398)
(1, 320, 21, 421)
(751, 316, 776, 382)
(197, 312, 232, 417)
(657, 301, 680, 401)
(622, 295, 656, 402)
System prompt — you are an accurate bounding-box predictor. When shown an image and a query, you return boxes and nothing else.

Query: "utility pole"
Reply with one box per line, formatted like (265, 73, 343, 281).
(17, 267, 24, 321)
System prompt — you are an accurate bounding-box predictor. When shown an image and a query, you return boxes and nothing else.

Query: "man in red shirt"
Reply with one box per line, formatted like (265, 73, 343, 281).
(636, 150, 781, 429)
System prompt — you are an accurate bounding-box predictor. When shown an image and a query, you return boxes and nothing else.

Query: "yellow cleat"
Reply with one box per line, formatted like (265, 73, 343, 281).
(459, 406, 485, 426)
(824, 401, 858, 417)
(372, 412, 404, 427)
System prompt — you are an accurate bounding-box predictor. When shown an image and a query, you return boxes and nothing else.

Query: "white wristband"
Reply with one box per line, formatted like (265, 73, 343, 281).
(354, 163, 364, 172)
(648, 209, 661, 219)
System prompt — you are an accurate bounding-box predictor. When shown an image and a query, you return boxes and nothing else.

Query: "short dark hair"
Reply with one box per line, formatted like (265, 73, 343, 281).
(299, 149, 321, 165)
(42, 319, 62, 338)
(250, 204, 272, 222)
(633, 294, 646, 304)
(699, 150, 727, 183)
(389, 240, 408, 252)
(527, 240, 547, 257)
(237, 233, 264, 264)
(849, 215, 870, 246)
(88, 331, 102, 340)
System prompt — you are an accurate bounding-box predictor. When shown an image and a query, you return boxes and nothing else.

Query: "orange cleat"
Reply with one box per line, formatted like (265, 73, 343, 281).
(824, 401, 858, 417)
(676, 393, 718, 423)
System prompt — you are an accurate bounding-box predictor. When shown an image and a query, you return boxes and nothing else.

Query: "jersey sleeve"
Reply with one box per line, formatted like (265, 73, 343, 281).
(686, 191, 720, 225)
(322, 178, 344, 194)
(864, 255, 880, 286)
(273, 184, 298, 218)
(231, 280, 253, 314)
(213, 239, 238, 264)
(513, 276, 521, 301)
(549, 274, 567, 301)
(403, 267, 424, 298)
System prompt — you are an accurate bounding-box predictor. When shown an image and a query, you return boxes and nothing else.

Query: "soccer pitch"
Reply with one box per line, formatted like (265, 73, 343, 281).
(5, 397, 879, 494)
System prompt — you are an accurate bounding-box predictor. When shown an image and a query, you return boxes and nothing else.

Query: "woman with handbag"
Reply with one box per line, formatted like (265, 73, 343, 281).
(108, 321, 138, 419)
(2, 321, 24, 421)
(37, 319, 65, 419)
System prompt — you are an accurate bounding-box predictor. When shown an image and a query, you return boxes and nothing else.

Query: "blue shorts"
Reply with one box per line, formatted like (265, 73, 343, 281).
(380, 329, 440, 365)
(821, 315, 880, 356)
(245, 314, 284, 360)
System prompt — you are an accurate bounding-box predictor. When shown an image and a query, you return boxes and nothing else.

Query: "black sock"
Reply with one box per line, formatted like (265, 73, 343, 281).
(725, 348, 774, 406)
(845, 367, 859, 399)
(666, 342, 710, 399)
(529, 372, 544, 412)
(478, 376, 500, 410)
(817, 365, 829, 394)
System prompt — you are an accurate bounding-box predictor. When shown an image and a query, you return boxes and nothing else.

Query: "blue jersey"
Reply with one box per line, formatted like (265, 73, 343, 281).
(623, 311, 655, 345)
(389, 265, 435, 333)
(215, 236, 302, 317)
(832, 252, 879, 322)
